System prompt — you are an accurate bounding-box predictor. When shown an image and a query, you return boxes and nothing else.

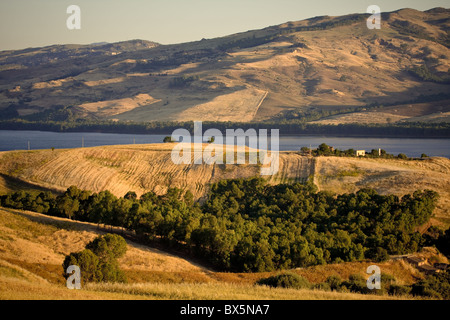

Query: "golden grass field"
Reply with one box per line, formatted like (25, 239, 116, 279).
(1, 207, 439, 300)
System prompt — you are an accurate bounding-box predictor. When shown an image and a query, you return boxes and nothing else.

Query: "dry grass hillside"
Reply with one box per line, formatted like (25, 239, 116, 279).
(311, 100, 450, 125)
(0, 8, 449, 123)
(0, 144, 312, 200)
(0, 207, 426, 300)
(0, 143, 448, 227)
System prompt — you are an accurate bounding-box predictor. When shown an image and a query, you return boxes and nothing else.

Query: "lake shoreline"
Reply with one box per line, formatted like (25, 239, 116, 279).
(1, 130, 450, 158)
(1, 129, 450, 139)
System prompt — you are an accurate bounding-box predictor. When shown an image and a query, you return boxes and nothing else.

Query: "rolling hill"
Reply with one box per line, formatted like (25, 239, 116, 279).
(0, 8, 449, 124)
(0, 205, 431, 300)
(0, 143, 448, 226)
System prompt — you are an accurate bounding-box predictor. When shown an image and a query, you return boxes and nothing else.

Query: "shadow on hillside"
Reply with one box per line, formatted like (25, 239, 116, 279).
(356, 76, 450, 110)
(6, 207, 216, 272)
(0, 173, 63, 195)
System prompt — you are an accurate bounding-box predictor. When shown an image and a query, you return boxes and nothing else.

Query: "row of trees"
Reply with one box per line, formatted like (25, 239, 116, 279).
(257, 270, 450, 299)
(0, 178, 440, 272)
(300, 143, 426, 159)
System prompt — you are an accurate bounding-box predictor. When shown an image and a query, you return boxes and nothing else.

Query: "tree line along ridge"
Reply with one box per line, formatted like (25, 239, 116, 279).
(0, 177, 442, 273)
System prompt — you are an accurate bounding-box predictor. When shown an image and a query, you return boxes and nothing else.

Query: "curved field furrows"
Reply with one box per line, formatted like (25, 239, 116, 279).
(1, 145, 449, 225)
(32, 149, 123, 194)
(268, 152, 313, 185)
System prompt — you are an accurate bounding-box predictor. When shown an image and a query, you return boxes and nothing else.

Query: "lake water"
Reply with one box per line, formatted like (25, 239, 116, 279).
(0, 130, 449, 158)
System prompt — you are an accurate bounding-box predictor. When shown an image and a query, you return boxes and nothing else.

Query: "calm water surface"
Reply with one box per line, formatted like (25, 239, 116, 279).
(0, 130, 449, 158)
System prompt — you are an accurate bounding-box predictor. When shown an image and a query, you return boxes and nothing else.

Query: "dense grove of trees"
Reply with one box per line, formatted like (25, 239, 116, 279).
(425, 226, 450, 257)
(0, 178, 440, 272)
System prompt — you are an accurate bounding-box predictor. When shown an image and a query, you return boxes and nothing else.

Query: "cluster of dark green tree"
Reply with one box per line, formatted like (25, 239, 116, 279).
(256, 272, 396, 295)
(410, 269, 450, 299)
(300, 143, 423, 159)
(0, 178, 440, 273)
(63, 233, 127, 284)
(169, 75, 200, 88)
(409, 64, 450, 84)
(217, 34, 280, 51)
(424, 226, 450, 257)
(256, 270, 450, 299)
(391, 17, 450, 48)
(275, 93, 450, 124)
(132, 48, 221, 72)
(216, 13, 367, 53)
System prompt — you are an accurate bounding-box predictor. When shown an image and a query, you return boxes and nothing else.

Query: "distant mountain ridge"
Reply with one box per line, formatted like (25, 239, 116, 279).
(0, 8, 449, 124)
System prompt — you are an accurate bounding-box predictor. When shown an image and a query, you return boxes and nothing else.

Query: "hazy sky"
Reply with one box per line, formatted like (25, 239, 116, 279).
(0, 0, 448, 51)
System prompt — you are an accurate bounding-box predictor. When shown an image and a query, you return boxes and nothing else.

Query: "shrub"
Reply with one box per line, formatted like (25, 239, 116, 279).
(62, 249, 102, 284)
(381, 273, 396, 285)
(256, 272, 311, 289)
(389, 284, 412, 296)
(169, 75, 199, 88)
(411, 270, 450, 299)
(314, 282, 331, 291)
(343, 274, 371, 294)
(99, 259, 127, 283)
(325, 275, 342, 291)
(86, 233, 127, 260)
(163, 136, 175, 143)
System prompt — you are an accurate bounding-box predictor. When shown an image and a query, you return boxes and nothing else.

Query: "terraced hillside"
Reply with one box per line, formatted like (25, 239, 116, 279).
(0, 144, 448, 226)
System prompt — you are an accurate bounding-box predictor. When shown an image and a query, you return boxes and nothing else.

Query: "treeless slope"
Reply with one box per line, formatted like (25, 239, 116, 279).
(79, 93, 161, 118)
(174, 88, 267, 122)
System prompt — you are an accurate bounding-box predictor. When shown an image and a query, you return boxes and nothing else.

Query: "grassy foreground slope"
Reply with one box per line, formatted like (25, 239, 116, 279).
(0, 207, 424, 300)
(0, 143, 448, 226)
